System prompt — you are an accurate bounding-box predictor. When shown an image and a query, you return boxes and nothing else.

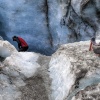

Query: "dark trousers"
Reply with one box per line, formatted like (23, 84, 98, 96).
(19, 46, 29, 52)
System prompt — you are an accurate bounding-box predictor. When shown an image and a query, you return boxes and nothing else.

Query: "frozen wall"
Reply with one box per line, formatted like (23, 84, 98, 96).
(0, 0, 99, 55)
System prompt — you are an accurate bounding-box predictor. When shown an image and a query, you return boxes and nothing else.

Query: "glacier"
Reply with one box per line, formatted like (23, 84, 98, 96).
(0, 0, 100, 55)
(0, 0, 100, 99)
(0, 39, 100, 100)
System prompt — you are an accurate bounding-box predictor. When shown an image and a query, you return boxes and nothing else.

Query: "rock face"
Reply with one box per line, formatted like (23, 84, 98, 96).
(0, 0, 99, 55)
(1, 40, 100, 100)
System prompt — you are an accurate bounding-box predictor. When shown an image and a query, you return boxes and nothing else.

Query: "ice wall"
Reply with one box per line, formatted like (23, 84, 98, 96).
(0, 0, 99, 55)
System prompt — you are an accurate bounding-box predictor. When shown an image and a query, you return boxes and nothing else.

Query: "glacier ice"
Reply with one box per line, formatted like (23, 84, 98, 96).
(0, 0, 99, 55)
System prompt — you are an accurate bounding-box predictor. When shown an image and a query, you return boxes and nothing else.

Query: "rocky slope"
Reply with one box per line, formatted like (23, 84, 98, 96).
(0, 0, 100, 55)
(1, 40, 100, 100)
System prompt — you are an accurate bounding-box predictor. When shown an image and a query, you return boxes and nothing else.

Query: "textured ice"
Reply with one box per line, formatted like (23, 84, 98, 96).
(0, 0, 99, 55)
(4, 52, 40, 78)
(49, 54, 75, 100)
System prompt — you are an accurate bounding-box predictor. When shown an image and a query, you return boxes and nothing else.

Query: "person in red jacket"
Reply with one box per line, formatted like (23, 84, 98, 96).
(12, 36, 28, 52)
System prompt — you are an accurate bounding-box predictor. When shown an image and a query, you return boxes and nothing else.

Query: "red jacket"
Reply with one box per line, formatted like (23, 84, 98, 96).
(18, 37, 28, 47)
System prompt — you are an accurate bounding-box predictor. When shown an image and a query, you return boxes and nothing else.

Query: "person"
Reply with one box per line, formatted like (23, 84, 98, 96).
(12, 36, 28, 52)
(89, 37, 100, 55)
